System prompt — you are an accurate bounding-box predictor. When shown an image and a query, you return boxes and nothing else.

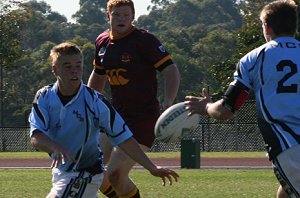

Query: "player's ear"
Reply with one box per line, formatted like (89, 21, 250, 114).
(52, 65, 57, 76)
(264, 23, 272, 34)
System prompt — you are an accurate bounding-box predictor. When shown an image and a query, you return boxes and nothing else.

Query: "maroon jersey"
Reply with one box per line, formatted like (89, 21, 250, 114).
(93, 27, 173, 121)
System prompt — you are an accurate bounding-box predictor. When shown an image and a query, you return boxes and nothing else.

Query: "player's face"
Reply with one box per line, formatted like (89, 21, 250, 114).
(108, 5, 134, 36)
(260, 16, 272, 42)
(53, 54, 83, 95)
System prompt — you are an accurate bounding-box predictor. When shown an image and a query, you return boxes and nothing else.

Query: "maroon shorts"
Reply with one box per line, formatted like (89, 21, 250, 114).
(125, 116, 159, 148)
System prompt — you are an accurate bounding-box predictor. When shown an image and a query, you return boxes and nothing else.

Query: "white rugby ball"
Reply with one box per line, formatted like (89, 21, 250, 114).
(154, 102, 200, 143)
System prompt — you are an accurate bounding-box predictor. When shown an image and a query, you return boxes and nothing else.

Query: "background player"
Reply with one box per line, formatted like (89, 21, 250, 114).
(29, 42, 178, 198)
(185, 0, 300, 197)
(88, 0, 180, 197)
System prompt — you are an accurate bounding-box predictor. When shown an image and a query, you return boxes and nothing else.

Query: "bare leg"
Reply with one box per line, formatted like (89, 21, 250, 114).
(107, 144, 149, 196)
(277, 185, 289, 198)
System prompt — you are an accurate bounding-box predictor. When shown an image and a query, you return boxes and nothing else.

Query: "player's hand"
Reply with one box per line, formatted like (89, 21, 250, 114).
(51, 144, 76, 168)
(149, 167, 179, 186)
(185, 88, 212, 116)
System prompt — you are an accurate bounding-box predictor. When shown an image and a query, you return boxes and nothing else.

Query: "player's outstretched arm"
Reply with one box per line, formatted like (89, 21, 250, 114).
(118, 137, 179, 185)
(185, 88, 234, 120)
(185, 88, 213, 116)
(31, 130, 76, 167)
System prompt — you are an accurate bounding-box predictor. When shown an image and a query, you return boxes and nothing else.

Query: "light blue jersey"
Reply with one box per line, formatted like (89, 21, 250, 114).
(29, 82, 133, 172)
(234, 37, 300, 160)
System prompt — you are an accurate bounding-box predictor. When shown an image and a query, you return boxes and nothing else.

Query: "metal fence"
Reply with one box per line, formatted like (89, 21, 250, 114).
(0, 100, 265, 152)
(0, 127, 35, 152)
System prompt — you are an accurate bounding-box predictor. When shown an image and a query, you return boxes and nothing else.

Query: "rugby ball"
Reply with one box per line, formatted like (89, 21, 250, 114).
(154, 102, 200, 143)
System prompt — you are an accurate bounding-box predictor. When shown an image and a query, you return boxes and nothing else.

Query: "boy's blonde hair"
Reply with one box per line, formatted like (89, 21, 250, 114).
(49, 42, 82, 66)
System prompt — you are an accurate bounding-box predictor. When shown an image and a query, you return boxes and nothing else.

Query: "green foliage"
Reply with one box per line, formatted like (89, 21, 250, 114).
(138, 0, 242, 100)
(0, 1, 23, 67)
(73, 0, 106, 25)
(207, 0, 269, 97)
(19, 1, 69, 49)
(4, 0, 294, 126)
(209, 59, 237, 98)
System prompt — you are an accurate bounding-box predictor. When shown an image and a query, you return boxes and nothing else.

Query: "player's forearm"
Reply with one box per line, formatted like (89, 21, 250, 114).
(206, 100, 235, 120)
(87, 71, 107, 93)
(31, 130, 56, 154)
(163, 64, 180, 104)
(119, 137, 157, 172)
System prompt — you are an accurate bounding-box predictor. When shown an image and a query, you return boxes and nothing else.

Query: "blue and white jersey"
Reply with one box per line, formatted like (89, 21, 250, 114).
(29, 81, 133, 172)
(234, 37, 300, 160)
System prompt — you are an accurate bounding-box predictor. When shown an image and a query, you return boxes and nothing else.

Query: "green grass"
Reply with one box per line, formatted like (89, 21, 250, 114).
(0, 169, 278, 198)
(0, 152, 273, 197)
(0, 152, 49, 159)
(0, 151, 267, 159)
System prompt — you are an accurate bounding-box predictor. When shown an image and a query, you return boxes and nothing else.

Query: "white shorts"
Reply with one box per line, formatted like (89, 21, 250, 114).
(273, 145, 300, 198)
(46, 169, 103, 198)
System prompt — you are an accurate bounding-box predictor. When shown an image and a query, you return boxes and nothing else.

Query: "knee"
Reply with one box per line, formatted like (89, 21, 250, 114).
(107, 168, 122, 185)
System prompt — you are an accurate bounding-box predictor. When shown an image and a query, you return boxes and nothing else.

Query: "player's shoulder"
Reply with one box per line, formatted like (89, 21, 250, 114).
(83, 85, 109, 102)
(37, 84, 54, 96)
(84, 85, 100, 100)
(95, 29, 110, 44)
(133, 27, 158, 40)
(240, 42, 268, 64)
(33, 84, 54, 103)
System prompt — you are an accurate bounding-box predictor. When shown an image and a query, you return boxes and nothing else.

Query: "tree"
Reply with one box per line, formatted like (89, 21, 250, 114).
(19, 0, 69, 49)
(0, 0, 24, 126)
(73, 0, 106, 25)
(208, 0, 270, 98)
(138, 0, 242, 99)
(0, 0, 23, 67)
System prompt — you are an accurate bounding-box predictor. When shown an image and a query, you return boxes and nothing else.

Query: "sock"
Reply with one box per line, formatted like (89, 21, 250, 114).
(119, 186, 140, 198)
(100, 184, 118, 198)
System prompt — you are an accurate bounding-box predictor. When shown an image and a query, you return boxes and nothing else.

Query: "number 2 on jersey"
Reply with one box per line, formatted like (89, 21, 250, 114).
(276, 60, 298, 93)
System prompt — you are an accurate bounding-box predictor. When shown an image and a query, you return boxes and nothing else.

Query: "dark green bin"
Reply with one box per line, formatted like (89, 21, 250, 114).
(180, 138, 200, 169)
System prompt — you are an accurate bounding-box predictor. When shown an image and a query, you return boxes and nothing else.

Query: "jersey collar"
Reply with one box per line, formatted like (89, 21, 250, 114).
(110, 26, 135, 40)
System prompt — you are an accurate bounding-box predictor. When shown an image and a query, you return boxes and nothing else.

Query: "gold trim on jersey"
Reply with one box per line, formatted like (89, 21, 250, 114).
(154, 55, 171, 69)
(93, 59, 105, 70)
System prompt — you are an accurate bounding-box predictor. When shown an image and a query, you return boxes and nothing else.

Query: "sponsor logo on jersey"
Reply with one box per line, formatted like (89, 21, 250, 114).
(73, 110, 84, 122)
(158, 45, 166, 53)
(106, 69, 129, 86)
(98, 47, 106, 64)
(121, 53, 131, 64)
(98, 47, 106, 57)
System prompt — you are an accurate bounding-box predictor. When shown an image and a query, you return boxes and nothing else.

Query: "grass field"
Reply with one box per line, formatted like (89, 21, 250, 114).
(0, 152, 277, 197)
(0, 168, 278, 198)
